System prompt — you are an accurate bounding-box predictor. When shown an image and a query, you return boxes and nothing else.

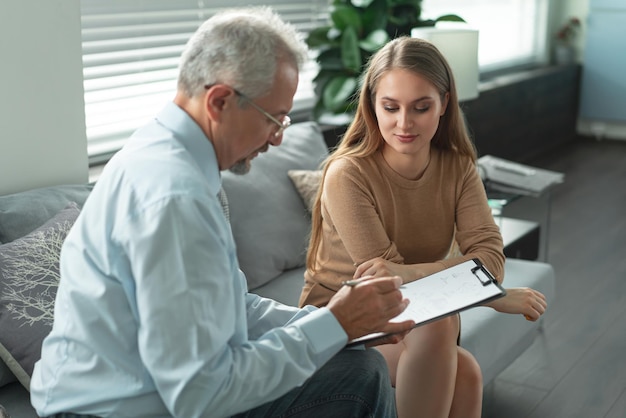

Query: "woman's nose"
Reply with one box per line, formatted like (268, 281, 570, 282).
(397, 110, 413, 129)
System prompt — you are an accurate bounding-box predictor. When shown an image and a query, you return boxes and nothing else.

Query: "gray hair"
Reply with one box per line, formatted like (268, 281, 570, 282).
(177, 7, 309, 99)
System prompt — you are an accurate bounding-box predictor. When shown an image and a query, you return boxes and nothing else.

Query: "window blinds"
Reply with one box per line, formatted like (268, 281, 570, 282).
(81, 0, 327, 162)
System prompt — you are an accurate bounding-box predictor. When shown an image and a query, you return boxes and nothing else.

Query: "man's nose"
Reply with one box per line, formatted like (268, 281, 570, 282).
(269, 132, 283, 147)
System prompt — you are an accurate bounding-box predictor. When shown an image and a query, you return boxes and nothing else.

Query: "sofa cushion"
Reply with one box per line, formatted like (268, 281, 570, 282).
(0, 202, 80, 390)
(0, 359, 16, 388)
(221, 122, 328, 291)
(0, 184, 93, 244)
(252, 267, 307, 306)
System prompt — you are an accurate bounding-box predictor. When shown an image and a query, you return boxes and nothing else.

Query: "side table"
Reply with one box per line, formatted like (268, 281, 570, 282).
(500, 217, 541, 260)
(487, 189, 552, 262)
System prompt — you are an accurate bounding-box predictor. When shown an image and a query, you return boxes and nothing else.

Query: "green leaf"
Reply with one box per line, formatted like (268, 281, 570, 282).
(317, 48, 345, 71)
(359, 29, 389, 52)
(323, 76, 358, 113)
(435, 14, 466, 23)
(306, 26, 331, 48)
(388, 5, 418, 27)
(413, 19, 436, 28)
(386, 0, 421, 8)
(313, 69, 344, 97)
(341, 27, 362, 73)
(331, 4, 362, 33)
(362, 0, 388, 31)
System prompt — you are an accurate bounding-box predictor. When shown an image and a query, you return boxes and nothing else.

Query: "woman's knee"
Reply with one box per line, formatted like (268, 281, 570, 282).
(457, 348, 483, 388)
(405, 315, 459, 348)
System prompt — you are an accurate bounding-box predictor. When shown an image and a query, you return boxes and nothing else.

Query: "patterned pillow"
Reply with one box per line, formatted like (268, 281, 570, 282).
(0, 202, 80, 390)
(0, 183, 92, 243)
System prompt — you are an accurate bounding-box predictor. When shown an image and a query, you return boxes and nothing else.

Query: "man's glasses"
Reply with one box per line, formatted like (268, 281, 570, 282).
(205, 84, 291, 137)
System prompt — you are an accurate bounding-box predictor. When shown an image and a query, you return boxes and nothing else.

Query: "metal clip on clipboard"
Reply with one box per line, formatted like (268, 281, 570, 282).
(471, 263, 495, 286)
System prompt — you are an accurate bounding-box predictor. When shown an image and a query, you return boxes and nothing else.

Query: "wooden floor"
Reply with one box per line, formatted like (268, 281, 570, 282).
(482, 136, 626, 418)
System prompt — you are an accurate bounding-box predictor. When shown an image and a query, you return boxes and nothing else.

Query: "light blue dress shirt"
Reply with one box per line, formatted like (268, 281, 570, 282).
(30, 102, 348, 418)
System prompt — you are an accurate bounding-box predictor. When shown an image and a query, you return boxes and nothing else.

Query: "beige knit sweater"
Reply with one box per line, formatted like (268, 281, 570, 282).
(300, 147, 505, 307)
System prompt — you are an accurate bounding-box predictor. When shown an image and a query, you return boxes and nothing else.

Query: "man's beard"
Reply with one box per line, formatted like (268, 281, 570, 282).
(229, 159, 250, 175)
(229, 144, 269, 175)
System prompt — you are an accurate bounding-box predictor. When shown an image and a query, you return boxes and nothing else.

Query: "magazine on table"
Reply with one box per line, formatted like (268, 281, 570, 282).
(478, 155, 564, 197)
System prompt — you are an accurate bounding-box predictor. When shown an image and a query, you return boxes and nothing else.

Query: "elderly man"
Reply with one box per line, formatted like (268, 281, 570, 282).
(30, 7, 413, 418)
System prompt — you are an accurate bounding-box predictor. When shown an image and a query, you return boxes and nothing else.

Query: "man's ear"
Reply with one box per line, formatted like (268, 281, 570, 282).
(205, 84, 236, 121)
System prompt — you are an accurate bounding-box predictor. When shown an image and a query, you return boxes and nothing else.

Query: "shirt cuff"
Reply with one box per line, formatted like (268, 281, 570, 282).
(296, 307, 347, 355)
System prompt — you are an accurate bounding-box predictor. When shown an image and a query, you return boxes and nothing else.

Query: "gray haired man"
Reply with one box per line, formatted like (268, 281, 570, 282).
(31, 7, 413, 417)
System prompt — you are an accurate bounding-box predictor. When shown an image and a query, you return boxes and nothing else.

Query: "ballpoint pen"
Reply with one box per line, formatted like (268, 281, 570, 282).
(342, 275, 376, 287)
(341, 279, 361, 287)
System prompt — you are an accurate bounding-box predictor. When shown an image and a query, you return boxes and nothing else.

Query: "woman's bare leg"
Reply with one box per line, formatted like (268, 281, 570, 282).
(376, 315, 462, 418)
(449, 346, 482, 418)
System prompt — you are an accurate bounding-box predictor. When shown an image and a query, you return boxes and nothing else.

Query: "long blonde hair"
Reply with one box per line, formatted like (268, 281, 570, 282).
(306, 36, 477, 271)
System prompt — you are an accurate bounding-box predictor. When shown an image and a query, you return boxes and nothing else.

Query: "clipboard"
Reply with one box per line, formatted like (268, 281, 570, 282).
(347, 259, 506, 347)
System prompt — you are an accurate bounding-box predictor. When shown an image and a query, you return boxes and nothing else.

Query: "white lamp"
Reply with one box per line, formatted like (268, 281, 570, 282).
(411, 23, 479, 102)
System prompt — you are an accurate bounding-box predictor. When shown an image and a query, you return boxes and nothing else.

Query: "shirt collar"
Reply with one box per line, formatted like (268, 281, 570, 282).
(155, 102, 222, 195)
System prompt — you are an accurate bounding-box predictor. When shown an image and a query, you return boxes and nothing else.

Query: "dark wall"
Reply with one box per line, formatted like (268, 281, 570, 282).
(461, 64, 581, 163)
(322, 64, 581, 163)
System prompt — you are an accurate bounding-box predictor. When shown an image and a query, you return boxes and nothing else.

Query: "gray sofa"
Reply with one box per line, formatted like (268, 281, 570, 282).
(0, 121, 555, 416)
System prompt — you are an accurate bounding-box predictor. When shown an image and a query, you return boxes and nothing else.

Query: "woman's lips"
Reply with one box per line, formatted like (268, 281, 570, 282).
(396, 134, 417, 143)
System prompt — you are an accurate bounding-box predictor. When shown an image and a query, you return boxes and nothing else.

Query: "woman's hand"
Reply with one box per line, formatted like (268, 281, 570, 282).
(485, 287, 547, 321)
(354, 257, 412, 282)
(354, 257, 441, 284)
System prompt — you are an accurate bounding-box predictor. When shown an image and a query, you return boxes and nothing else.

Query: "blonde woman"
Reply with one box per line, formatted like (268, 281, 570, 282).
(300, 37, 547, 418)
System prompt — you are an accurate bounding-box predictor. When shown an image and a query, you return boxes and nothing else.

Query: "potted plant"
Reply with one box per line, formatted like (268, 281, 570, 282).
(554, 17, 581, 65)
(306, 0, 464, 124)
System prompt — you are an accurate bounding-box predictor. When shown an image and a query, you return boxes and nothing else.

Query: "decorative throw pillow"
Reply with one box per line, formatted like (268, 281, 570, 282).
(0, 183, 92, 243)
(287, 170, 323, 214)
(0, 202, 80, 390)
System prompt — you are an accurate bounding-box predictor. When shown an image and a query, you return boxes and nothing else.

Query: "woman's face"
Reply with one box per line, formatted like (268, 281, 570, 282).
(374, 68, 448, 158)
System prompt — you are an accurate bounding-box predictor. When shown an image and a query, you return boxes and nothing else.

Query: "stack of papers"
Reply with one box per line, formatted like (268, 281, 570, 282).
(478, 155, 565, 197)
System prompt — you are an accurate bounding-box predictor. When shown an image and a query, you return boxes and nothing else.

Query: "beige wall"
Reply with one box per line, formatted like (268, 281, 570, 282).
(0, 0, 88, 196)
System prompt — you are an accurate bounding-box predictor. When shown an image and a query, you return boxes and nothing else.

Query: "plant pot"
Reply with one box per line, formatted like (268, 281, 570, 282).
(554, 43, 575, 65)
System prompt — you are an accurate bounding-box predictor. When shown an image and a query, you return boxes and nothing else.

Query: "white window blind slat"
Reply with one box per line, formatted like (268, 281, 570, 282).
(84, 68, 179, 92)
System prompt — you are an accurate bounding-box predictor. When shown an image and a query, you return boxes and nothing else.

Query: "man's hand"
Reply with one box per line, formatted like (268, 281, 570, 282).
(484, 287, 547, 321)
(326, 276, 415, 341)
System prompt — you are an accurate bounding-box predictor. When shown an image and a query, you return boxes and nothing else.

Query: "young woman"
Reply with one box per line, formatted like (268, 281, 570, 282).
(299, 37, 547, 418)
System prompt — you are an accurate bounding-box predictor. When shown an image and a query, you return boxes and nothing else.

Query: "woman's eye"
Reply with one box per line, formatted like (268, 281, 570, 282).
(382, 105, 430, 113)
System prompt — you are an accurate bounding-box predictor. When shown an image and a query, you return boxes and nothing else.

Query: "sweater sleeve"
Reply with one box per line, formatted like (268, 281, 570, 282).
(322, 158, 405, 265)
(439, 159, 505, 282)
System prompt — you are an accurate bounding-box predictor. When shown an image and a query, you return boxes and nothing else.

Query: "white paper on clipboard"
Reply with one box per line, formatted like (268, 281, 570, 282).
(347, 259, 505, 347)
